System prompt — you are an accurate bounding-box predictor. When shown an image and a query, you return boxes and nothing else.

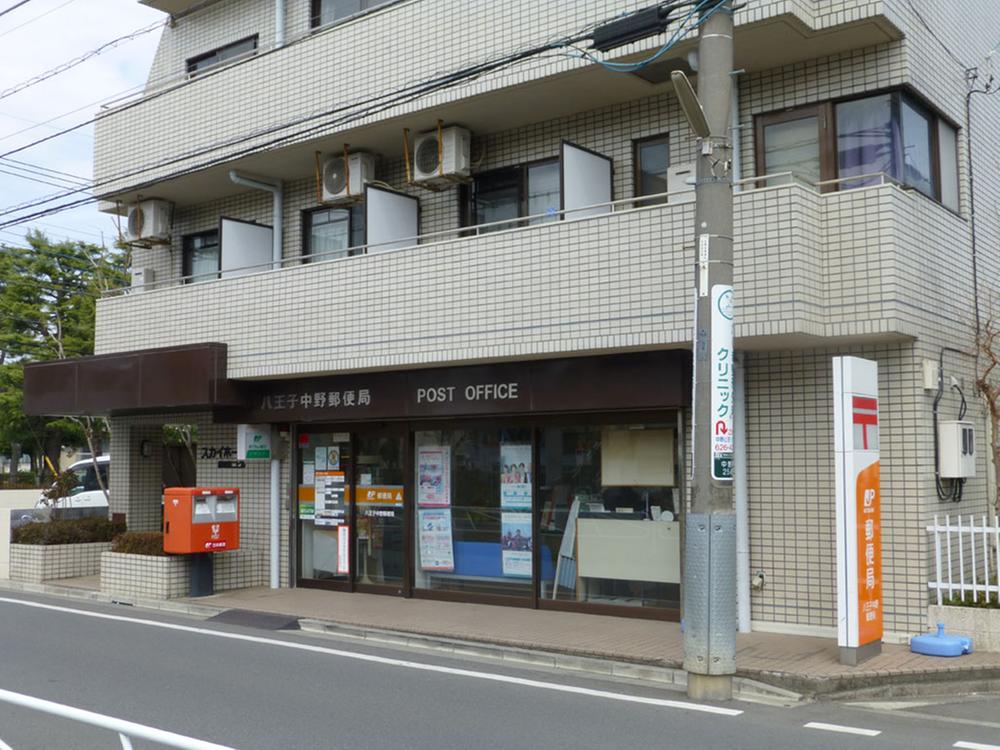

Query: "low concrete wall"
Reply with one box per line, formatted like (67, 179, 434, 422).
(101, 548, 255, 599)
(929, 604, 1000, 652)
(10, 542, 111, 584)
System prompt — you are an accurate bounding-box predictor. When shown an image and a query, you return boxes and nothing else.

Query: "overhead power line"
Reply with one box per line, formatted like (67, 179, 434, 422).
(0, 33, 593, 226)
(0, 0, 35, 21)
(0, 19, 165, 104)
(0, 0, 75, 39)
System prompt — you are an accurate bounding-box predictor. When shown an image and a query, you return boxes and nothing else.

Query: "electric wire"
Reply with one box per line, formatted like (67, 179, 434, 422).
(1, 157, 88, 183)
(0, 3, 711, 228)
(0, 0, 74, 39)
(0, 34, 593, 226)
(0, 0, 34, 21)
(0, 19, 165, 104)
(903, 0, 966, 70)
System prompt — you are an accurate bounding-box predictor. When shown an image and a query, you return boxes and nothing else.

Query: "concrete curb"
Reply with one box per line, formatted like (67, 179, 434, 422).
(297, 618, 802, 705)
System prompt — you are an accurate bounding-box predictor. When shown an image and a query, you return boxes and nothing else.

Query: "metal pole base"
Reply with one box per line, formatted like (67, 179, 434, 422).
(839, 641, 881, 666)
(189, 553, 214, 598)
(687, 673, 733, 701)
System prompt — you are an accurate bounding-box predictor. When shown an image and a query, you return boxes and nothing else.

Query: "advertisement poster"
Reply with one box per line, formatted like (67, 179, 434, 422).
(418, 509, 455, 572)
(417, 446, 451, 507)
(501, 511, 532, 578)
(315, 470, 345, 527)
(337, 525, 350, 574)
(500, 444, 532, 509)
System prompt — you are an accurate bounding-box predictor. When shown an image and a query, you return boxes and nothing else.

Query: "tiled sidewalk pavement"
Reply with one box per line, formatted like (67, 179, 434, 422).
(194, 587, 1000, 696)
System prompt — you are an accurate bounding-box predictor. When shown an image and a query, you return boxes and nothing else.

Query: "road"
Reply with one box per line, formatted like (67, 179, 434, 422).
(0, 590, 998, 749)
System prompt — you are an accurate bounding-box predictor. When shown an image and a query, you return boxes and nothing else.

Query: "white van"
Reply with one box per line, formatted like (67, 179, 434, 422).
(36, 456, 110, 509)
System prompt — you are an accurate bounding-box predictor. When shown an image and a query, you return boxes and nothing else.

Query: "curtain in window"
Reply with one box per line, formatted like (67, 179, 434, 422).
(836, 94, 899, 188)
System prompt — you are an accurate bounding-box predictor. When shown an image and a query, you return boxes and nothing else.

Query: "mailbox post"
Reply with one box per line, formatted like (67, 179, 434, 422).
(163, 487, 240, 597)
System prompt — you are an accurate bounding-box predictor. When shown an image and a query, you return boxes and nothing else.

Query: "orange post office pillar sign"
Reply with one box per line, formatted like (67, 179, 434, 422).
(163, 487, 240, 554)
(833, 357, 883, 666)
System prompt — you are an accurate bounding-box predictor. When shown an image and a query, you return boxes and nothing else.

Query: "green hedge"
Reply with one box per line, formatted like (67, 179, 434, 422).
(111, 531, 165, 556)
(13, 517, 125, 545)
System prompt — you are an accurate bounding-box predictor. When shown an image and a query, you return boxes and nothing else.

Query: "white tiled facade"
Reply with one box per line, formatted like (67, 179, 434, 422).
(90, 0, 1000, 635)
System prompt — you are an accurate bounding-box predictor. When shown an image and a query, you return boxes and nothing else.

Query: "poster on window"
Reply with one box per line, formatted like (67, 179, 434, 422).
(417, 445, 451, 507)
(501, 511, 532, 578)
(337, 525, 350, 574)
(315, 470, 345, 527)
(418, 508, 455, 572)
(500, 444, 532, 509)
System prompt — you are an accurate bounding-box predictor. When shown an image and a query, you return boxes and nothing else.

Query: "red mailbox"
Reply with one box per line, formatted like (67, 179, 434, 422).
(163, 487, 240, 554)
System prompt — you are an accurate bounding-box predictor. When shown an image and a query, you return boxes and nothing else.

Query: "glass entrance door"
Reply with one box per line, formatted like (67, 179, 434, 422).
(354, 433, 406, 592)
(298, 432, 353, 586)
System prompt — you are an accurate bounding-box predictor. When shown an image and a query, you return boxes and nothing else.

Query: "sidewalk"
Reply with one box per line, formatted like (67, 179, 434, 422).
(12, 579, 1000, 700)
(187, 586, 1000, 698)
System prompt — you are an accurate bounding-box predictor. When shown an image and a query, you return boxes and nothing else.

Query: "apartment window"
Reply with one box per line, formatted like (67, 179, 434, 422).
(755, 103, 833, 187)
(311, 0, 396, 28)
(756, 90, 959, 207)
(186, 36, 258, 76)
(182, 230, 220, 283)
(634, 134, 670, 205)
(465, 159, 561, 232)
(303, 205, 365, 261)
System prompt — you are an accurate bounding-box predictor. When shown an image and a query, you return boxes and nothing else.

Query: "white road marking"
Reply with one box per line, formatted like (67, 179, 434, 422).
(804, 721, 881, 737)
(0, 736, 13, 750)
(955, 742, 1000, 750)
(0, 597, 743, 717)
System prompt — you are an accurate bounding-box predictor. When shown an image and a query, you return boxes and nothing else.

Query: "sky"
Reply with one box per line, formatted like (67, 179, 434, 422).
(0, 0, 164, 250)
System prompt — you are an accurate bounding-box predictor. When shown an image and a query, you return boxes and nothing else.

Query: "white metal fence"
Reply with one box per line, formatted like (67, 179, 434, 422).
(927, 514, 1000, 606)
(0, 688, 236, 750)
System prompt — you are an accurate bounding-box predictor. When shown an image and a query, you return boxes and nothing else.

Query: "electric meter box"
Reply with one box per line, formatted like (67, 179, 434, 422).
(163, 487, 240, 554)
(938, 421, 976, 479)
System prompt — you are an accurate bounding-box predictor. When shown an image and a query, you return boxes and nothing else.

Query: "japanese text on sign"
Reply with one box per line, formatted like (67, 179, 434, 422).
(260, 389, 372, 411)
(710, 284, 734, 480)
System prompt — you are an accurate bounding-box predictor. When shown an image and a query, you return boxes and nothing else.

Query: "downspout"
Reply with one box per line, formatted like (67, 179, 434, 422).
(275, 0, 285, 48)
(229, 170, 283, 589)
(229, 170, 283, 271)
(735, 352, 751, 632)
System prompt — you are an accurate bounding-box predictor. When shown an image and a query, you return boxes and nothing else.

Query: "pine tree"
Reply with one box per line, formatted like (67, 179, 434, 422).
(0, 231, 128, 485)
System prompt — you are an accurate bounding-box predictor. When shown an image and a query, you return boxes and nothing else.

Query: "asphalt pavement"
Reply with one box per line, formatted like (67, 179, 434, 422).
(0, 590, 998, 750)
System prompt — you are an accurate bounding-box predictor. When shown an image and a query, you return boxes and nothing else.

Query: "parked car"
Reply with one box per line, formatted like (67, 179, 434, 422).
(36, 456, 110, 509)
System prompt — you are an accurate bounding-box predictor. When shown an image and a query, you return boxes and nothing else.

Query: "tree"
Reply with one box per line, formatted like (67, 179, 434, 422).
(0, 231, 128, 488)
(976, 305, 1000, 518)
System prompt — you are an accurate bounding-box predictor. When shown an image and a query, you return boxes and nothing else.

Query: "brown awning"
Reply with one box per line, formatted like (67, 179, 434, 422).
(23, 343, 244, 417)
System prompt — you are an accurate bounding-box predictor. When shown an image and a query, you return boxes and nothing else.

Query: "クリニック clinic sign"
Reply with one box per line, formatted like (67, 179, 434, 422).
(833, 356, 883, 666)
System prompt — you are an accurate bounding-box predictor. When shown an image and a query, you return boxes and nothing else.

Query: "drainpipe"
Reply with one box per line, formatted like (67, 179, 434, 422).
(274, 0, 285, 48)
(269, 427, 281, 589)
(230, 170, 283, 589)
(229, 170, 283, 271)
(735, 352, 751, 632)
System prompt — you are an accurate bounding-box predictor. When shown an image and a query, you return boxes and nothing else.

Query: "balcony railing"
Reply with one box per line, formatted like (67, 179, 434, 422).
(95, 174, 969, 379)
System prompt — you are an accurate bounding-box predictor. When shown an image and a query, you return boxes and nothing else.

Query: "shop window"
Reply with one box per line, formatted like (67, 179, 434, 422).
(413, 428, 535, 599)
(756, 90, 959, 207)
(464, 159, 561, 232)
(634, 134, 670, 205)
(186, 36, 258, 76)
(537, 423, 679, 609)
(302, 205, 365, 262)
(182, 230, 220, 284)
(311, 0, 397, 28)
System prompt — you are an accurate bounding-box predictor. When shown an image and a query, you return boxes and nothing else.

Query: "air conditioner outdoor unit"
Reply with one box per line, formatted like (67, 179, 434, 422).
(126, 200, 172, 244)
(321, 152, 376, 203)
(412, 125, 471, 187)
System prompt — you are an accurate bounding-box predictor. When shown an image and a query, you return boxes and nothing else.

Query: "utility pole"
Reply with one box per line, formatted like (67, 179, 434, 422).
(680, 1, 736, 701)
